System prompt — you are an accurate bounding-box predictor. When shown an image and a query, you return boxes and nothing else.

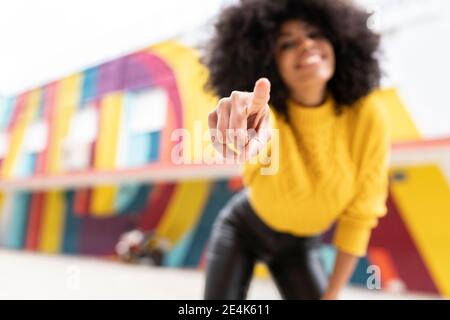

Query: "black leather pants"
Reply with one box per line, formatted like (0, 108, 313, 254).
(204, 189, 328, 300)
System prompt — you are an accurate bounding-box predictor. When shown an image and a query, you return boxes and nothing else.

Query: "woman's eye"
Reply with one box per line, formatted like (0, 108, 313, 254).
(279, 41, 296, 51)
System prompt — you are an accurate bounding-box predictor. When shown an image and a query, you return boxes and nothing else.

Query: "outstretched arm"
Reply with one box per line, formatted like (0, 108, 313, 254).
(321, 249, 359, 300)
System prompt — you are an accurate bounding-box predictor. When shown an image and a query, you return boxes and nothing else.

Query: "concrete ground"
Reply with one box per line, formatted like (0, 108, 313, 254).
(0, 249, 440, 300)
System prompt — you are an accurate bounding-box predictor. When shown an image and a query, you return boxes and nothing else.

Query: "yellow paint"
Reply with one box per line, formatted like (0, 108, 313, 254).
(47, 73, 82, 173)
(39, 191, 65, 253)
(390, 164, 450, 297)
(1, 89, 41, 178)
(91, 92, 123, 216)
(150, 41, 218, 164)
(59, 73, 82, 109)
(91, 186, 118, 216)
(156, 181, 211, 244)
(375, 88, 421, 142)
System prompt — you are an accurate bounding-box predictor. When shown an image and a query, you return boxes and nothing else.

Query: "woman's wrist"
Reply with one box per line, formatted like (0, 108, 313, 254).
(321, 290, 339, 300)
(322, 249, 359, 300)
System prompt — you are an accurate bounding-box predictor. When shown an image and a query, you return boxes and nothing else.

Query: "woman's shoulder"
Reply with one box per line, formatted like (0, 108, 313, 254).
(348, 89, 390, 129)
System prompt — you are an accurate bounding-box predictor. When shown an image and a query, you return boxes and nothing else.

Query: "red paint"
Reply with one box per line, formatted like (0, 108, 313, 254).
(137, 183, 176, 230)
(392, 137, 450, 150)
(24, 192, 44, 251)
(73, 189, 90, 217)
(368, 247, 401, 288)
(228, 177, 244, 191)
(370, 193, 439, 293)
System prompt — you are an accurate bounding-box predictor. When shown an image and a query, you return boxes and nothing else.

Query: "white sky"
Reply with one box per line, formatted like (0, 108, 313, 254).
(0, 0, 232, 95)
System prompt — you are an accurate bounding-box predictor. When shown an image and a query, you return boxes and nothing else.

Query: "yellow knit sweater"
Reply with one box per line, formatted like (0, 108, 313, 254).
(242, 90, 391, 257)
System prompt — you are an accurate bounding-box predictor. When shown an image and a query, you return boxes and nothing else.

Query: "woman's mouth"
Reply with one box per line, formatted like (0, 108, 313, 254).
(296, 53, 324, 69)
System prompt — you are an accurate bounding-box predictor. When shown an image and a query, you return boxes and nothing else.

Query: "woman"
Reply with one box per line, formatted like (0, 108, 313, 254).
(204, 0, 390, 300)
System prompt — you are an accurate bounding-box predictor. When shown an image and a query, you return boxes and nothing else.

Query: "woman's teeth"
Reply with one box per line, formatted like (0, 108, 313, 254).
(300, 54, 322, 66)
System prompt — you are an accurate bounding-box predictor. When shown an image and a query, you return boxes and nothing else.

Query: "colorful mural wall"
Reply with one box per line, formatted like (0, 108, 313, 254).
(0, 40, 449, 298)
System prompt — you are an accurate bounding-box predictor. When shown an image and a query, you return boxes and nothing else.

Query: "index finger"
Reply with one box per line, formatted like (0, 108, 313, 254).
(247, 78, 271, 115)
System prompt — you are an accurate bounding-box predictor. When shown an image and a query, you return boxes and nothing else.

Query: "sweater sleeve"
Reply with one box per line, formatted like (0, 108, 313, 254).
(332, 94, 391, 257)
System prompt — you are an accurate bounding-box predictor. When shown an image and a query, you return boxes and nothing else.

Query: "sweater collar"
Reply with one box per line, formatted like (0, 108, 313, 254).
(287, 94, 336, 127)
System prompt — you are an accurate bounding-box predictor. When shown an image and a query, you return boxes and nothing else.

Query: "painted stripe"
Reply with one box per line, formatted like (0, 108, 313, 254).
(350, 257, 372, 286)
(368, 247, 403, 289)
(98, 58, 125, 96)
(0, 97, 16, 130)
(390, 165, 450, 297)
(128, 134, 152, 167)
(371, 191, 438, 293)
(116, 184, 151, 215)
(375, 88, 421, 142)
(15, 88, 42, 176)
(137, 183, 175, 230)
(183, 181, 234, 267)
(73, 189, 90, 217)
(91, 92, 123, 216)
(149, 131, 160, 162)
(7, 93, 27, 130)
(81, 67, 98, 105)
(25, 192, 45, 251)
(15, 153, 37, 177)
(163, 229, 196, 267)
(1, 91, 40, 178)
(62, 191, 82, 253)
(79, 214, 132, 255)
(155, 181, 210, 246)
(39, 191, 66, 253)
(47, 74, 82, 174)
(5, 192, 30, 248)
(123, 52, 155, 90)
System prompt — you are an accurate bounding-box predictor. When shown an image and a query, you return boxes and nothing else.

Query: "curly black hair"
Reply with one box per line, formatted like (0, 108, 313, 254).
(202, 0, 381, 120)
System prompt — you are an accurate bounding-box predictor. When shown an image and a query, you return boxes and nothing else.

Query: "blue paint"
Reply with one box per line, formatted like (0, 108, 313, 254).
(116, 185, 151, 215)
(62, 191, 82, 254)
(128, 133, 152, 167)
(6, 192, 31, 249)
(0, 96, 16, 129)
(148, 131, 160, 162)
(350, 257, 370, 286)
(81, 67, 98, 105)
(16, 153, 37, 177)
(319, 245, 337, 275)
(163, 228, 196, 267)
(182, 181, 234, 267)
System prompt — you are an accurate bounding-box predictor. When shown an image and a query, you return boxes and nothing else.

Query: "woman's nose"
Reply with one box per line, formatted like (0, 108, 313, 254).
(297, 38, 315, 53)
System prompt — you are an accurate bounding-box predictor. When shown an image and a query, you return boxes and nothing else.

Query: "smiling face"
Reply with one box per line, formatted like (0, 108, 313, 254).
(275, 20, 335, 99)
